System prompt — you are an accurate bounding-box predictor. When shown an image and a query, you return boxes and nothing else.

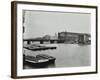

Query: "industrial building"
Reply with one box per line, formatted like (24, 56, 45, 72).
(58, 32, 91, 44)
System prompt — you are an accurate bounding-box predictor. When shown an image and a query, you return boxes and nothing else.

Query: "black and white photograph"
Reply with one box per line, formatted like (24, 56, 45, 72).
(11, 1, 97, 78)
(23, 10, 91, 69)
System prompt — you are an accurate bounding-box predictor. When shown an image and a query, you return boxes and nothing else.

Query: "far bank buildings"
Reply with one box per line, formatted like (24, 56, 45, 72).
(58, 31, 91, 44)
(23, 31, 91, 45)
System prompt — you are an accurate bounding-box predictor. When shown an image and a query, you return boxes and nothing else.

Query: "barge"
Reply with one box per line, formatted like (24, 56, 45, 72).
(24, 54, 56, 67)
(24, 44, 57, 51)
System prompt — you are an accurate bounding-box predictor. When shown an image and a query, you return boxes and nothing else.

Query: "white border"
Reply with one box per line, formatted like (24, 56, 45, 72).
(17, 3, 96, 76)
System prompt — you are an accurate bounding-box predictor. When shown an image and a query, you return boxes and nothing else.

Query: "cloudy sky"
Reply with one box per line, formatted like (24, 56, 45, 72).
(23, 10, 91, 39)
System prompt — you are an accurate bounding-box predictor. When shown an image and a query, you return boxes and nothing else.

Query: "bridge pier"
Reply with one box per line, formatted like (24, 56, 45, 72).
(40, 41, 43, 44)
(50, 40, 54, 44)
(27, 41, 31, 44)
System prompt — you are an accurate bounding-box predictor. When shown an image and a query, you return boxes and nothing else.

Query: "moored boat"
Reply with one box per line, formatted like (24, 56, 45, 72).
(24, 54, 56, 67)
(23, 44, 57, 51)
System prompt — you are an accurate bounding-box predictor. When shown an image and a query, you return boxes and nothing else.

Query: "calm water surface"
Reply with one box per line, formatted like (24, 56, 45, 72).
(23, 44, 91, 69)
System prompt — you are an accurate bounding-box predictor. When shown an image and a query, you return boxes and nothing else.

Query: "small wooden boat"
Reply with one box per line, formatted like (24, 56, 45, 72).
(24, 54, 56, 67)
(24, 55, 49, 64)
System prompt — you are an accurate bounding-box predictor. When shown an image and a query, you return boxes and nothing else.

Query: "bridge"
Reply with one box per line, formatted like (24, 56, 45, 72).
(23, 39, 65, 44)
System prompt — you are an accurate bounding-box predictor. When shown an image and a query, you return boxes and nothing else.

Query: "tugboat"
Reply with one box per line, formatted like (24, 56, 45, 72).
(24, 54, 56, 67)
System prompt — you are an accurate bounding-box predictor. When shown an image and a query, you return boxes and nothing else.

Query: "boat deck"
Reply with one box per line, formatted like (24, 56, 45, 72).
(23, 44, 57, 51)
(23, 54, 56, 68)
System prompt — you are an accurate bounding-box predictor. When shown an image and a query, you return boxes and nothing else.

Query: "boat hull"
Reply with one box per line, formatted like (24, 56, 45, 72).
(23, 54, 56, 68)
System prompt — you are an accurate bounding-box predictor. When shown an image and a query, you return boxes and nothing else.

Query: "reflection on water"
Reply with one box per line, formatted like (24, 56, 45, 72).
(23, 44, 91, 69)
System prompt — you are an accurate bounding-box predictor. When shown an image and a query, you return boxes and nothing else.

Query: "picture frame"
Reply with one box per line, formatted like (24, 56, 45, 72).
(11, 1, 98, 78)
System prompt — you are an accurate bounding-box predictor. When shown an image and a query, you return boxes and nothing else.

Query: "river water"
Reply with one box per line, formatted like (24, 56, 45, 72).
(23, 44, 91, 69)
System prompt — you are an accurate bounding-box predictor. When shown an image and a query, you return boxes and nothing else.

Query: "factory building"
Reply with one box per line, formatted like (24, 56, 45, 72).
(58, 32, 91, 44)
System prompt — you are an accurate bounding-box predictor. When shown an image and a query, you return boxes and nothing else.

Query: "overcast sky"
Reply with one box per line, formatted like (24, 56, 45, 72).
(23, 10, 91, 39)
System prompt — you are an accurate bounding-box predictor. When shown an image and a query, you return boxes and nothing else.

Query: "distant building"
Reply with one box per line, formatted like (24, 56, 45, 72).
(58, 31, 91, 44)
(50, 33, 58, 40)
(43, 33, 58, 40)
(43, 35, 51, 40)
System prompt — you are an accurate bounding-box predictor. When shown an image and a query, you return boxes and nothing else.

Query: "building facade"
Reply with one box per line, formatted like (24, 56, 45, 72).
(58, 32, 91, 44)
